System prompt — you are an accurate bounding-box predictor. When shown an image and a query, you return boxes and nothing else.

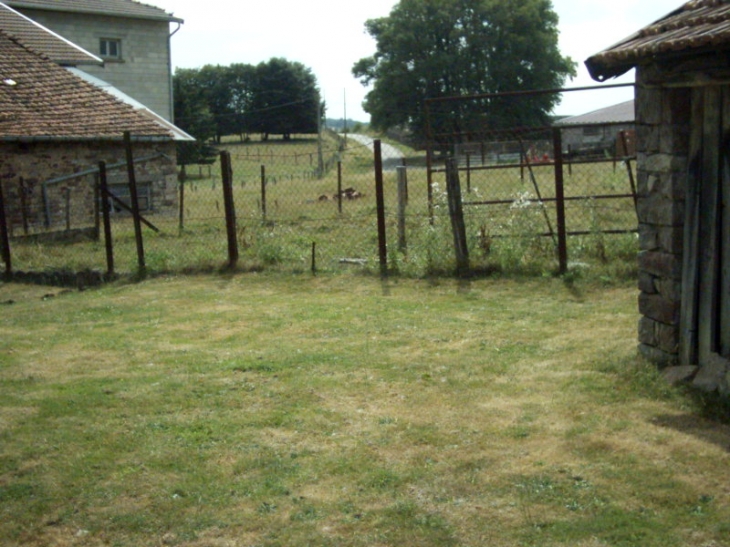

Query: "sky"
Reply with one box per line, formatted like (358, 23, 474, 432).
(150, 0, 679, 122)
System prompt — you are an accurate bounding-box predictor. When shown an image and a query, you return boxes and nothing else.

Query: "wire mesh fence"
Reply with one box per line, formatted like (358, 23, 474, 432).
(1, 95, 640, 285)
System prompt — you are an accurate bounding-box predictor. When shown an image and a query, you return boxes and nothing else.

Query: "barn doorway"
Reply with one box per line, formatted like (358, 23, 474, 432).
(681, 86, 730, 369)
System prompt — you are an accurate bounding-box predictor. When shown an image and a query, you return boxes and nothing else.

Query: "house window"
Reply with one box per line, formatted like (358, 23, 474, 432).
(582, 126, 601, 137)
(99, 38, 121, 59)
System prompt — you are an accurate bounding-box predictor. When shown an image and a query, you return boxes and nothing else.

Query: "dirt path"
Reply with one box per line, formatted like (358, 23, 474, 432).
(346, 134, 404, 170)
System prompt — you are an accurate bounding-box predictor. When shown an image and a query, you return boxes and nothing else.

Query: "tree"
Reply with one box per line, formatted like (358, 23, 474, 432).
(251, 58, 322, 140)
(173, 68, 217, 167)
(352, 0, 576, 147)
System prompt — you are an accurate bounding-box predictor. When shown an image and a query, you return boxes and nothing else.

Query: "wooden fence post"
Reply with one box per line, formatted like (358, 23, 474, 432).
(19, 177, 28, 235)
(123, 131, 146, 274)
(445, 158, 469, 275)
(260, 164, 267, 223)
(220, 151, 239, 268)
(397, 166, 408, 253)
(98, 161, 115, 277)
(552, 127, 568, 274)
(374, 139, 388, 276)
(337, 161, 343, 214)
(0, 180, 11, 276)
(426, 144, 435, 226)
(466, 152, 472, 194)
(178, 166, 186, 234)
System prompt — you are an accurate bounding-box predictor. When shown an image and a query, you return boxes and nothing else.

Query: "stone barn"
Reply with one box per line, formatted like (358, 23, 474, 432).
(586, 0, 730, 393)
(0, 29, 182, 237)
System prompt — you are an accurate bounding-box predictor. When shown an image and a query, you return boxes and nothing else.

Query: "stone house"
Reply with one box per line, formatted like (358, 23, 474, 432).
(0, 28, 179, 237)
(3, 0, 183, 121)
(586, 0, 730, 393)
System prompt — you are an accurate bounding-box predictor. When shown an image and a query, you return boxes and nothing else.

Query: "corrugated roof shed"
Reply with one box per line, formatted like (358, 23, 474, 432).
(0, 2, 101, 65)
(586, 0, 730, 81)
(555, 100, 635, 126)
(4, 0, 182, 23)
(0, 30, 172, 141)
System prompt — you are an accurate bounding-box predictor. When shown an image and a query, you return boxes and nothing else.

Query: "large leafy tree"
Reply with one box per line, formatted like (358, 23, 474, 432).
(173, 59, 322, 144)
(352, 0, 576, 146)
(173, 68, 217, 167)
(251, 58, 322, 141)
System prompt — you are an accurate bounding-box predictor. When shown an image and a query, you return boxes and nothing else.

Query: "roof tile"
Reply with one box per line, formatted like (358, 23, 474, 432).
(4, 0, 182, 22)
(0, 30, 172, 140)
(586, 0, 730, 81)
(0, 2, 101, 65)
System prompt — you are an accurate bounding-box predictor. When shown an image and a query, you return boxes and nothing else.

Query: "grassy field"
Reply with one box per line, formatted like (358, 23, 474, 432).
(1, 273, 728, 547)
(5, 134, 639, 280)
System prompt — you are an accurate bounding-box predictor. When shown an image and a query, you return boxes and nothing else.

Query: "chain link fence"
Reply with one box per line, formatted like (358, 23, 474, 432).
(1, 91, 640, 285)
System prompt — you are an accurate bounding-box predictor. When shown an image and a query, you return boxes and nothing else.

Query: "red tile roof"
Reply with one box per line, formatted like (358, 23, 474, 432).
(586, 0, 730, 81)
(0, 30, 173, 140)
(4, 0, 182, 23)
(0, 2, 101, 65)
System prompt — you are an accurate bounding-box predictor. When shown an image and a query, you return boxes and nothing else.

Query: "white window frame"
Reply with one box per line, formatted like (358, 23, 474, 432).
(99, 38, 122, 60)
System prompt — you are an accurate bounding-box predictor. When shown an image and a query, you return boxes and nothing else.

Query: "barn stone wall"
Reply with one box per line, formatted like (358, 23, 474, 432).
(634, 70, 691, 366)
(0, 140, 178, 235)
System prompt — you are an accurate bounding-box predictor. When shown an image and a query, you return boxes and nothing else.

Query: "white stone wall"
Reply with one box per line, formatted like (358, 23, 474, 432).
(19, 9, 175, 121)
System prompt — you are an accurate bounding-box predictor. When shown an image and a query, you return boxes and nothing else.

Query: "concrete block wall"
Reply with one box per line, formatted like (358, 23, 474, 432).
(20, 10, 174, 121)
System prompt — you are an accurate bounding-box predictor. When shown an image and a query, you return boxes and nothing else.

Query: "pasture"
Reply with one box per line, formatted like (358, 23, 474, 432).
(5, 134, 639, 280)
(1, 273, 728, 547)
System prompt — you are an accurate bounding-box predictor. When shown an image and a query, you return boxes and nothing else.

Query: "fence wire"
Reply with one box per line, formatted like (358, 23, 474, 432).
(1, 124, 639, 283)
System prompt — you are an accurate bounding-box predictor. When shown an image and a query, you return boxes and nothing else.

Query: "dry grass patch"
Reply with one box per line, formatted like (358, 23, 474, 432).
(0, 273, 728, 547)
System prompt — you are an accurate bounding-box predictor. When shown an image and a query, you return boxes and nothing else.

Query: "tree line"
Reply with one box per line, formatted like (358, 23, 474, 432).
(174, 58, 323, 165)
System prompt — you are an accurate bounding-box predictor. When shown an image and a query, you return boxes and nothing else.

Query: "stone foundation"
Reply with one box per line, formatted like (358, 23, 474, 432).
(0, 140, 178, 234)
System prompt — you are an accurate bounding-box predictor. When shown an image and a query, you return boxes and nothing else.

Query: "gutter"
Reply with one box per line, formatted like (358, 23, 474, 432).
(168, 20, 183, 122)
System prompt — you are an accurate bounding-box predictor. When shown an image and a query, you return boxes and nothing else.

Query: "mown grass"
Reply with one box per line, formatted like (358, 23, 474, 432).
(0, 273, 728, 547)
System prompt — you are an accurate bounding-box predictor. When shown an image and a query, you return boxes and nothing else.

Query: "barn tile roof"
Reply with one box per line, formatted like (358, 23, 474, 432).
(0, 30, 173, 141)
(586, 0, 730, 81)
(0, 2, 101, 65)
(4, 0, 182, 23)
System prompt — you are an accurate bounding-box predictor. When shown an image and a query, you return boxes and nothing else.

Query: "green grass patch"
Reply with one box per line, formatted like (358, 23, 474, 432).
(0, 274, 726, 546)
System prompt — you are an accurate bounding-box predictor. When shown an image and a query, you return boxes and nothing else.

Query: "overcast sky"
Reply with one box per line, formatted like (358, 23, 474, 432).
(150, 0, 678, 121)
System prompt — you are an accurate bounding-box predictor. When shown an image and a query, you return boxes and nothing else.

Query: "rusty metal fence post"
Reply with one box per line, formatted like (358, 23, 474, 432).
(552, 127, 568, 274)
(374, 139, 388, 276)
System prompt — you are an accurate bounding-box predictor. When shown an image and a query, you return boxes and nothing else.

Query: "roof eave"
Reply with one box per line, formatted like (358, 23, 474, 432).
(0, 135, 175, 143)
(585, 57, 635, 82)
(6, 2, 183, 23)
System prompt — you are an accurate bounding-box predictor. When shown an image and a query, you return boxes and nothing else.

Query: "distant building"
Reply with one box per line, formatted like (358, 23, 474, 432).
(3, 0, 183, 121)
(554, 100, 635, 158)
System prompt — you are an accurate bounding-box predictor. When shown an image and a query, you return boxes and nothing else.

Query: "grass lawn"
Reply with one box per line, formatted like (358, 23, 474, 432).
(1, 273, 728, 546)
